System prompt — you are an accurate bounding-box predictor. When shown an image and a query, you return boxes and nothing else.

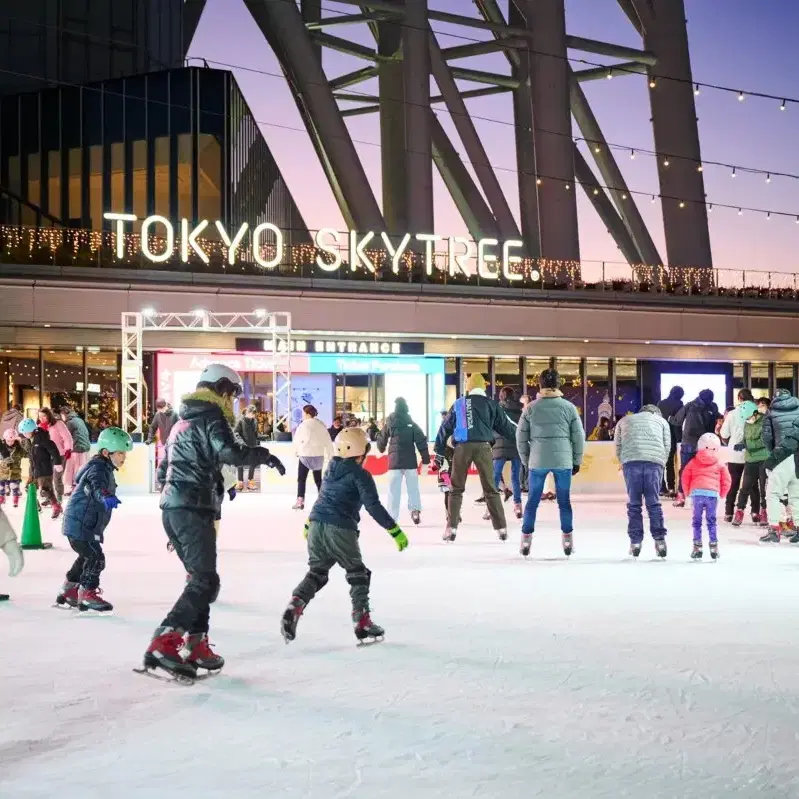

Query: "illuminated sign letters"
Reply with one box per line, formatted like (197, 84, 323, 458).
(235, 338, 425, 355)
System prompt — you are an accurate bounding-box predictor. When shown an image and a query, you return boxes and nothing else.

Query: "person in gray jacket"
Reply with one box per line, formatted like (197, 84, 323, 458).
(516, 369, 584, 557)
(615, 405, 671, 557)
(763, 389, 799, 453)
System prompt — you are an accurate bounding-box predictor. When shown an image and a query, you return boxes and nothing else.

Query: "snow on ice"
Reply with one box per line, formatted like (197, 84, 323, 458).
(3, 486, 799, 798)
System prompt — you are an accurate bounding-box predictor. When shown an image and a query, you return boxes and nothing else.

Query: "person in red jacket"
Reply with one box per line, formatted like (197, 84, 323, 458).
(681, 433, 731, 561)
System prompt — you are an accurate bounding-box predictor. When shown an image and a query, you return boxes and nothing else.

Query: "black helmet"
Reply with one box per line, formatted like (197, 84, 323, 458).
(539, 369, 560, 389)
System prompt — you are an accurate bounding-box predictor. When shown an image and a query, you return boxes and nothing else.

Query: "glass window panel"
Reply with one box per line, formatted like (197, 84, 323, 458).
(48, 151, 61, 220)
(8, 155, 20, 194)
(28, 153, 40, 208)
(615, 358, 639, 419)
(495, 357, 522, 398)
(1, 348, 41, 417)
(585, 359, 610, 439)
(557, 358, 582, 417)
(751, 362, 768, 393)
(43, 349, 84, 412)
(197, 133, 221, 222)
(777, 364, 794, 393)
(89, 145, 102, 230)
(86, 350, 119, 432)
(132, 139, 146, 226)
(68, 148, 81, 222)
(110, 142, 124, 212)
(177, 133, 192, 220)
(154, 137, 170, 217)
(732, 362, 745, 393)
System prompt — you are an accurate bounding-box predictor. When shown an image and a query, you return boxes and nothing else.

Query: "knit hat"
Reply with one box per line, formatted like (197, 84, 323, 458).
(466, 373, 486, 392)
(738, 400, 757, 420)
(698, 432, 720, 450)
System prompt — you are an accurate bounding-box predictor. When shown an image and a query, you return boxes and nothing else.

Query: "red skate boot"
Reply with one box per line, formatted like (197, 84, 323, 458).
(184, 633, 224, 671)
(731, 509, 744, 527)
(51, 501, 63, 520)
(12, 491, 20, 508)
(0, 493, 6, 507)
(143, 626, 197, 678)
(78, 587, 113, 612)
(758, 509, 769, 527)
(55, 580, 79, 608)
(353, 609, 384, 645)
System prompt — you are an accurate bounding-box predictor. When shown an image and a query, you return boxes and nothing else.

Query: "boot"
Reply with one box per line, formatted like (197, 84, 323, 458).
(513, 502, 523, 519)
(724, 514, 733, 523)
(55, 580, 79, 608)
(12, 492, 19, 508)
(184, 633, 224, 671)
(502, 487, 513, 504)
(144, 626, 196, 677)
(751, 512, 760, 525)
(0, 493, 5, 506)
(562, 532, 574, 556)
(236, 481, 244, 491)
(789, 530, 799, 545)
(281, 596, 305, 643)
(709, 541, 719, 560)
(247, 480, 257, 491)
(780, 518, 796, 533)
(443, 525, 457, 542)
(758, 509, 769, 527)
(520, 532, 533, 557)
(292, 498, 304, 511)
(51, 502, 63, 520)
(760, 527, 782, 543)
(629, 541, 642, 558)
(731, 509, 744, 527)
(691, 541, 703, 559)
(353, 609, 384, 643)
(672, 494, 685, 508)
(497, 528, 508, 541)
(654, 538, 668, 559)
(78, 587, 113, 612)
(410, 510, 421, 525)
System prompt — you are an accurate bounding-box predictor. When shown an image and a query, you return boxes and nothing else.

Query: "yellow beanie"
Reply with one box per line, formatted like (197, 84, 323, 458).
(466, 373, 487, 392)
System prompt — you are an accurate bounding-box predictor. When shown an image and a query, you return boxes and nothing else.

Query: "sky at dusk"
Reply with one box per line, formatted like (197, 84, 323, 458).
(189, 0, 799, 274)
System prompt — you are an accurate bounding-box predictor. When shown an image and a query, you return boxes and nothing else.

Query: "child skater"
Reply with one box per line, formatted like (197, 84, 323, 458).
(0, 428, 24, 508)
(55, 427, 132, 612)
(18, 417, 63, 518)
(681, 433, 731, 560)
(281, 427, 408, 645)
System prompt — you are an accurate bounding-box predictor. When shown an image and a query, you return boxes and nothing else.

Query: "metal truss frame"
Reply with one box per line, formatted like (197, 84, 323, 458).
(121, 310, 292, 437)
(189, 0, 710, 268)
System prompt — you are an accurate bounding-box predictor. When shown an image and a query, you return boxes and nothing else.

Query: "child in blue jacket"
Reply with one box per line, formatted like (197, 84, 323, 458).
(55, 427, 132, 612)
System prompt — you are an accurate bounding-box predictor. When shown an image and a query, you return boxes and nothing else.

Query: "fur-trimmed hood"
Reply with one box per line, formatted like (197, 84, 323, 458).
(180, 389, 235, 424)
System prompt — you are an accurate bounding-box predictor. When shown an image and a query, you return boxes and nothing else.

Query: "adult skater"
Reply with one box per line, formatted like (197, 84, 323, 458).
(763, 416, 799, 543)
(281, 427, 407, 645)
(145, 398, 179, 447)
(142, 364, 286, 681)
(672, 389, 720, 507)
(516, 369, 584, 557)
(0, 504, 23, 600)
(763, 389, 799, 453)
(376, 396, 430, 525)
(234, 404, 260, 491)
(59, 404, 91, 496)
(657, 385, 684, 497)
(733, 400, 769, 528)
(615, 405, 671, 557)
(489, 387, 524, 520)
(720, 389, 755, 522)
(328, 416, 344, 440)
(37, 407, 72, 505)
(435, 373, 518, 542)
(292, 404, 334, 510)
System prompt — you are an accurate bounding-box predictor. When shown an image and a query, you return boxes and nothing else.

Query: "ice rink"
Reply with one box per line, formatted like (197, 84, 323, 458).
(4, 485, 799, 798)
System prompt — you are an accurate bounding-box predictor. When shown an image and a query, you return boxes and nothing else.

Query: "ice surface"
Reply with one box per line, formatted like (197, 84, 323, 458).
(4, 486, 799, 798)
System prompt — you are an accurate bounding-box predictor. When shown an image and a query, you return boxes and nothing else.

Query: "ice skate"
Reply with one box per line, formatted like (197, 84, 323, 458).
(443, 525, 457, 542)
(474, 495, 486, 505)
(562, 532, 574, 557)
(410, 510, 421, 526)
(654, 538, 668, 559)
(629, 542, 642, 558)
(672, 494, 685, 508)
(760, 527, 782, 543)
(0, 493, 5, 507)
(758, 509, 769, 527)
(142, 626, 197, 680)
(247, 480, 257, 491)
(77, 587, 113, 613)
(789, 530, 799, 545)
(51, 502, 63, 520)
(513, 502, 523, 519)
(12, 493, 19, 508)
(0, 594, 8, 601)
(502, 487, 513, 504)
(520, 532, 532, 557)
(235, 481, 244, 491)
(779, 518, 796, 533)
(184, 633, 224, 671)
(691, 541, 703, 559)
(292, 498, 304, 511)
(280, 596, 305, 643)
(55, 580, 79, 608)
(353, 609, 384, 645)
(724, 514, 733, 523)
(709, 541, 719, 560)
(731, 509, 744, 527)
(496, 527, 508, 541)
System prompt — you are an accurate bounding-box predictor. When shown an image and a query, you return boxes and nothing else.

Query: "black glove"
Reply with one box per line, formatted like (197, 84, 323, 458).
(267, 454, 286, 476)
(572, 465, 580, 476)
(227, 487, 237, 502)
(733, 443, 745, 452)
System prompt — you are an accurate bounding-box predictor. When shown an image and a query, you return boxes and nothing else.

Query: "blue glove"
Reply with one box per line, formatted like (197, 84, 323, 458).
(227, 487, 237, 502)
(103, 495, 121, 511)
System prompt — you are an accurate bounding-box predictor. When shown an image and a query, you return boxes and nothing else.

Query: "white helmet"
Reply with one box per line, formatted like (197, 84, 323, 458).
(197, 363, 243, 397)
(698, 432, 720, 450)
(334, 427, 370, 458)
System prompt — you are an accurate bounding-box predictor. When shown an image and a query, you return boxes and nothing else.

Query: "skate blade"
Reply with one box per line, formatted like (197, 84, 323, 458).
(133, 666, 200, 686)
(76, 608, 114, 616)
(356, 636, 384, 647)
(52, 602, 78, 610)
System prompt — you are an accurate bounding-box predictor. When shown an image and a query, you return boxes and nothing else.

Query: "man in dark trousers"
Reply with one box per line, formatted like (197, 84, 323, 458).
(145, 398, 179, 446)
(672, 388, 720, 507)
(435, 373, 518, 543)
(142, 364, 286, 680)
(657, 385, 684, 497)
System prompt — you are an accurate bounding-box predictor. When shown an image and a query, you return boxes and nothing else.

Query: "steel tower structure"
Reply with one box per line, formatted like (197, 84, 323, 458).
(191, 0, 713, 270)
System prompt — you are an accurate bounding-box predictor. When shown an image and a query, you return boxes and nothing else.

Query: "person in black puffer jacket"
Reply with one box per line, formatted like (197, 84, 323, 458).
(144, 364, 286, 681)
(18, 420, 63, 519)
(376, 397, 430, 525)
(491, 387, 524, 518)
(657, 385, 685, 496)
(672, 389, 720, 505)
(234, 405, 260, 490)
(763, 389, 799, 454)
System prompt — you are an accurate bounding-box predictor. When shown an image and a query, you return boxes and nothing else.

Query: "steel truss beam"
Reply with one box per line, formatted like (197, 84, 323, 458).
(572, 62, 649, 82)
(183, 0, 207, 56)
(121, 311, 292, 437)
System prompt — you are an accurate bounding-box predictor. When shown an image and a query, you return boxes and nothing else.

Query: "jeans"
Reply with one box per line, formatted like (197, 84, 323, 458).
(678, 444, 697, 495)
(692, 494, 719, 543)
(387, 468, 422, 520)
(522, 468, 573, 535)
(493, 457, 522, 504)
(622, 461, 666, 543)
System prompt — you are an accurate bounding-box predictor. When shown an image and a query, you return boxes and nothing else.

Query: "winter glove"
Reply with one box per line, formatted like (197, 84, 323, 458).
(388, 524, 408, 552)
(53, 465, 63, 473)
(64, 449, 72, 461)
(227, 487, 237, 502)
(267, 454, 286, 476)
(166, 540, 175, 552)
(303, 520, 310, 540)
(2, 538, 23, 577)
(572, 465, 580, 476)
(102, 495, 121, 511)
(733, 443, 745, 452)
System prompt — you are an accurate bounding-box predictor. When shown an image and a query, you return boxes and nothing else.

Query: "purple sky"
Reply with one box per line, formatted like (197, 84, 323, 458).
(189, 0, 799, 274)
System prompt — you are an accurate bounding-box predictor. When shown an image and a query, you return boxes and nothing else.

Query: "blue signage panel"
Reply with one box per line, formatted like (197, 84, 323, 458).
(307, 354, 445, 376)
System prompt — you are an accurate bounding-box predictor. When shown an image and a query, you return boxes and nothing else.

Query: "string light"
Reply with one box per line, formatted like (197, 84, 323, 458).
(694, 84, 701, 96)
(708, 204, 713, 213)
(650, 195, 656, 203)
(663, 158, 670, 167)
(679, 201, 686, 209)
(630, 150, 636, 160)
(732, 167, 737, 178)
(606, 69, 613, 80)
(781, 99, 787, 111)
(697, 164, 703, 172)
(766, 173, 771, 183)
(649, 78, 657, 89)
(738, 91, 745, 102)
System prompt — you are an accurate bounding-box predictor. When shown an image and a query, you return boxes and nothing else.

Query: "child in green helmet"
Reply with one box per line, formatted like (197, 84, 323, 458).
(55, 427, 132, 613)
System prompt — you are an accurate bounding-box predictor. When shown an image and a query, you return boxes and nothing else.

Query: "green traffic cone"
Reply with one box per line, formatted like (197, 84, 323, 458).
(20, 482, 52, 550)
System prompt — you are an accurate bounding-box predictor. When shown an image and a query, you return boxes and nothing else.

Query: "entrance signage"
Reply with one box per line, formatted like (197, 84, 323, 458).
(103, 212, 541, 282)
(235, 338, 424, 355)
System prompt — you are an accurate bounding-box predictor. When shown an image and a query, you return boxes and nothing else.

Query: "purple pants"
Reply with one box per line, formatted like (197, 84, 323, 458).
(692, 494, 718, 543)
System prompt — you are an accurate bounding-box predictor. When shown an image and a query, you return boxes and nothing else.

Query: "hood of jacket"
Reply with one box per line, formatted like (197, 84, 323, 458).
(180, 389, 234, 424)
(390, 407, 412, 426)
(771, 391, 799, 413)
(694, 448, 720, 467)
(698, 390, 715, 406)
(323, 456, 361, 483)
(538, 388, 564, 399)
(1, 408, 22, 424)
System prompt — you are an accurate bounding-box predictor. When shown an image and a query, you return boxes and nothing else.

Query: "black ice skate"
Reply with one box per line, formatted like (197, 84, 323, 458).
(281, 596, 305, 643)
(709, 541, 719, 560)
(562, 532, 574, 557)
(55, 580, 79, 608)
(760, 527, 782, 544)
(78, 587, 113, 612)
(497, 528, 508, 541)
(411, 510, 421, 526)
(629, 542, 642, 558)
(789, 530, 799, 545)
(443, 525, 457, 542)
(520, 532, 532, 557)
(691, 541, 703, 560)
(353, 609, 384, 645)
(654, 538, 667, 559)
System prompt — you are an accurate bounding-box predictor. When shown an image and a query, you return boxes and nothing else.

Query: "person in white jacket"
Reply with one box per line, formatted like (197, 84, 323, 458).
(292, 404, 334, 510)
(0, 507, 23, 601)
(720, 389, 754, 523)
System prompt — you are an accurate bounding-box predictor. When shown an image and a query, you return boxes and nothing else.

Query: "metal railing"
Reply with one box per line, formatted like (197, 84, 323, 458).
(1, 223, 797, 300)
